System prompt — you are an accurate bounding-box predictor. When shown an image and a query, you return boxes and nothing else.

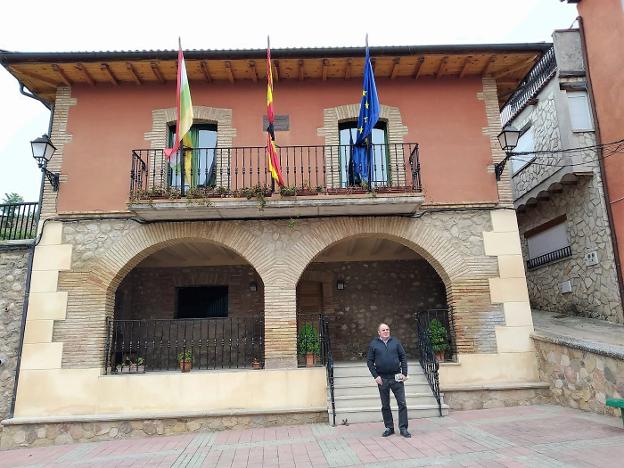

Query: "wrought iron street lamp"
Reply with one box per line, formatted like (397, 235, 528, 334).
(30, 134, 59, 191)
(495, 125, 520, 181)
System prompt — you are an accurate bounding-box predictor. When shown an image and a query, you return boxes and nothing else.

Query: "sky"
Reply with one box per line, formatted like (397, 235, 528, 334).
(0, 0, 578, 202)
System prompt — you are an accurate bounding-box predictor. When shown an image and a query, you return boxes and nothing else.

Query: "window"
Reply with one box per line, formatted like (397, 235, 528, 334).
(525, 217, 572, 269)
(511, 125, 535, 174)
(567, 91, 593, 131)
(168, 123, 218, 189)
(176, 286, 228, 319)
(338, 121, 389, 187)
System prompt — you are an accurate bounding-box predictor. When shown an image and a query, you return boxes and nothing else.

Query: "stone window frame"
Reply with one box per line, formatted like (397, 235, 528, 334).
(144, 106, 237, 188)
(317, 104, 409, 189)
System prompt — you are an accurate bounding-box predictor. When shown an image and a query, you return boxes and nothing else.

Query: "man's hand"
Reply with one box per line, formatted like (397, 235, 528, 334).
(375, 376, 383, 385)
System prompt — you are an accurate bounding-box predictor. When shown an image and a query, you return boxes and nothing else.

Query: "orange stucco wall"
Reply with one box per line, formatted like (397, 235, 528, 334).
(578, 0, 624, 278)
(58, 77, 498, 212)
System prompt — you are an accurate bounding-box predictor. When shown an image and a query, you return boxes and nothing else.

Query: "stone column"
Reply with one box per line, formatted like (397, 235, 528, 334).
(263, 286, 297, 368)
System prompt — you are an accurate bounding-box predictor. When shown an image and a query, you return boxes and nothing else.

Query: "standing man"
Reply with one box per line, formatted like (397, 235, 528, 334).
(367, 323, 411, 438)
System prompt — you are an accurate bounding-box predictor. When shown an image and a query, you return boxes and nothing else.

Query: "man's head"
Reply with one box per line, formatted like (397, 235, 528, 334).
(377, 323, 390, 340)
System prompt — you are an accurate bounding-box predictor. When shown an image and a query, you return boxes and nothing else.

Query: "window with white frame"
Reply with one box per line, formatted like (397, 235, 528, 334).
(567, 91, 593, 131)
(511, 125, 535, 174)
(525, 218, 572, 268)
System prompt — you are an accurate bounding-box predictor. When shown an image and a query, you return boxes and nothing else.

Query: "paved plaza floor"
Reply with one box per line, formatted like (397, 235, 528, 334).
(1, 404, 623, 467)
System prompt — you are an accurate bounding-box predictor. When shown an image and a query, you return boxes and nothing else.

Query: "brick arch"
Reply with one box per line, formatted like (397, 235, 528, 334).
(284, 218, 469, 290)
(85, 222, 273, 308)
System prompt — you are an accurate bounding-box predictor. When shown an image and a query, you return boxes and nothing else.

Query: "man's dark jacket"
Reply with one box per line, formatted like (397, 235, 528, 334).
(367, 336, 408, 379)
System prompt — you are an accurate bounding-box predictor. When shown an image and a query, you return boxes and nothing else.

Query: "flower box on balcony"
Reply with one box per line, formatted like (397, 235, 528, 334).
(326, 187, 368, 195)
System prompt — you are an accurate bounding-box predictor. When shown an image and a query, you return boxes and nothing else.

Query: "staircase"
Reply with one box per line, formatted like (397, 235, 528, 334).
(328, 361, 449, 425)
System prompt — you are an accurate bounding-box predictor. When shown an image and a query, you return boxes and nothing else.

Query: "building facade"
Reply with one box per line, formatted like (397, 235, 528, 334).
(503, 29, 623, 323)
(0, 44, 550, 447)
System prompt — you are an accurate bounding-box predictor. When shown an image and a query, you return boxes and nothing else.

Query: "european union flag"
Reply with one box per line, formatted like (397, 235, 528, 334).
(351, 46, 380, 185)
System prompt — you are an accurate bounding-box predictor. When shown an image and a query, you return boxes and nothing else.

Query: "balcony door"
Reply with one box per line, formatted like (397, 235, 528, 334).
(168, 123, 218, 189)
(338, 121, 389, 187)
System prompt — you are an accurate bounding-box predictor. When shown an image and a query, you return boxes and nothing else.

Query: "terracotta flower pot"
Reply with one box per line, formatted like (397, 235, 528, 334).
(305, 353, 315, 367)
(179, 360, 192, 372)
(252, 359, 262, 370)
(435, 351, 445, 362)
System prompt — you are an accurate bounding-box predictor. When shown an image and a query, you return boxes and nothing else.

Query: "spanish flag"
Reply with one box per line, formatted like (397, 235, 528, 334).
(266, 38, 285, 187)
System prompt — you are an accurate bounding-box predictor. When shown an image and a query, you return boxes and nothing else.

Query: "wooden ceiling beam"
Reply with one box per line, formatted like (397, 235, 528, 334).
(199, 61, 212, 82)
(75, 63, 95, 86)
(150, 62, 166, 84)
(494, 56, 537, 79)
(321, 59, 329, 81)
(17, 69, 59, 87)
(273, 59, 280, 82)
(412, 56, 425, 79)
(224, 61, 235, 83)
(100, 63, 119, 85)
(390, 58, 400, 79)
(459, 56, 472, 78)
(126, 62, 142, 84)
(51, 64, 72, 86)
(481, 55, 497, 76)
(434, 56, 449, 78)
(344, 58, 352, 80)
(248, 60, 258, 83)
(298, 59, 304, 81)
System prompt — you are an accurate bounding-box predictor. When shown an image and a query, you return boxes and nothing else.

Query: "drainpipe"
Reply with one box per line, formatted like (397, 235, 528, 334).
(7, 82, 54, 419)
(577, 16, 624, 312)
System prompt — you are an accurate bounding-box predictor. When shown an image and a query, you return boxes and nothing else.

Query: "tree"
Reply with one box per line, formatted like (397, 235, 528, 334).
(2, 192, 24, 205)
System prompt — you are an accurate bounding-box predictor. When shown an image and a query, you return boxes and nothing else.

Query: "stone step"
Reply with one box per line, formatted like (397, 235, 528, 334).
(330, 405, 449, 424)
(333, 364, 424, 379)
(332, 382, 433, 397)
(333, 374, 429, 386)
(330, 393, 439, 407)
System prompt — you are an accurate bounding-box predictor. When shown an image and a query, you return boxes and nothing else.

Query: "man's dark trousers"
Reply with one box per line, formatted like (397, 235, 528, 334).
(378, 377, 408, 430)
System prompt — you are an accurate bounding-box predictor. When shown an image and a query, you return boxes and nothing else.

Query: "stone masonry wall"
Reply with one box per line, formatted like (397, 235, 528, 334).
(52, 211, 500, 369)
(0, 245, 31, 421)
(116, 265, 264, 320)
(303, 260, 447, 360)
(517, 176, 623, 323)
(533, 336, 624, 418)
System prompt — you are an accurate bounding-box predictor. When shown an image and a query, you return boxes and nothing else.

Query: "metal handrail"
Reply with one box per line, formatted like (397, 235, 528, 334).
(319, 315, 336, 426)
(0, 202, 39, 241)
(416, 314, 442, 417)
(129, 143, 421, 199)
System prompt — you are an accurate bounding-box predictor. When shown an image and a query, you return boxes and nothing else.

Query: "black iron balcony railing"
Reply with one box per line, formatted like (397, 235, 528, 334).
(104, 316, 264, 374)
(0, 202, 39, 241)
(527, 245, 572, 270)
(130, 143, 421, 200)
(501, 47, 557, 126)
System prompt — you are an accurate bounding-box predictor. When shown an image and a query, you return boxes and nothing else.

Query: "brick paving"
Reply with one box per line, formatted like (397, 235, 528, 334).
(1, 405, 622, 467)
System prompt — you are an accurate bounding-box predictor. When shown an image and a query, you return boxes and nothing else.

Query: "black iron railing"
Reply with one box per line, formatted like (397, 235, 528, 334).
(415, 308, 457, 362)
(130, 143, 421, 199)
(319, 315, 336, 426)
(501, 47, 557, 126)
(415, 313, 442, 417)
(104, 316, 264, 374)
(527, 245, 572, 270)
(0, 202, 38, 241)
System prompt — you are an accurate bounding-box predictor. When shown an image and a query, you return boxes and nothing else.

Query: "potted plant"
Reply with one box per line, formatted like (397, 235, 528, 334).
(251, 357, 262, 369)
(297, 323, 320, 367)
(279, 185, 297, 197)
(177, 350, 193, 372)
(295, 182, 319, 196)
(427, 319, 449, 362)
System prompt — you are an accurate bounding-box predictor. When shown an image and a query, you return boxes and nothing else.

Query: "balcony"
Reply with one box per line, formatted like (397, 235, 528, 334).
(128, 143, 423, 220)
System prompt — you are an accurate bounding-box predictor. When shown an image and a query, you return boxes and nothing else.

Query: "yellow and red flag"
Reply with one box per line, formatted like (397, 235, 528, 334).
(266, 38, 285, 187)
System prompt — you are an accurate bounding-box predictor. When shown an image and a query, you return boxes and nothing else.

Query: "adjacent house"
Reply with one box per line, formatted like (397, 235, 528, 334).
(502, 29, 623, 323)
(0, 42, 550, 447)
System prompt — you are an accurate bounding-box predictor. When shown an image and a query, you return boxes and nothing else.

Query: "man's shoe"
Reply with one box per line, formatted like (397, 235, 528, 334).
(382, 428, 395, 437)
(400, 429, 412, 438)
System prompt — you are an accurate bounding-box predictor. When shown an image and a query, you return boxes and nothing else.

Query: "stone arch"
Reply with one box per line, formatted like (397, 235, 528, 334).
(143, 106, 237, 188)
(317, 104, 409, 187)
